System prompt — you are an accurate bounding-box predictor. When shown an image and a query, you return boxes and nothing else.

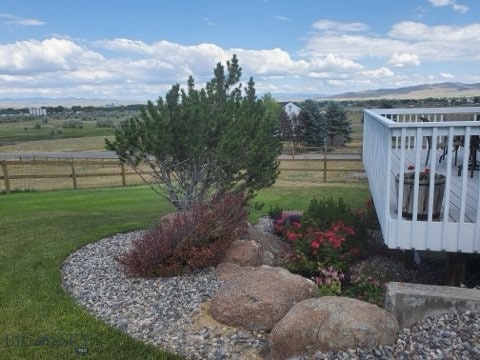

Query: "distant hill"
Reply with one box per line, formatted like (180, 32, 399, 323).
(1, 82, 480, 108)
(325, 82, 480, 100)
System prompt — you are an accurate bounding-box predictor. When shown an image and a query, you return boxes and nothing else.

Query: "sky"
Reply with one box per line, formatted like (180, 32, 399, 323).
(0, 0, 479, 102)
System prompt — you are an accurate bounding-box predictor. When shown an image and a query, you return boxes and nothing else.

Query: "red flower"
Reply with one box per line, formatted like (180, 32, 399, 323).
(286, 230, 299, 242)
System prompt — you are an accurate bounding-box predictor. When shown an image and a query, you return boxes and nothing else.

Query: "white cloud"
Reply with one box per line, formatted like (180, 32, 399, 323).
(429, 0, 449, 5)
(440, 72, 455, 79)
(0, 13, 45, 26)
(388, 53, 421, 67)
(302, 34, 411, 59)
(202, 18, 216, 26)
(0, 38, 104, 75)
(428, 0, 469, 13)
(360, 67, 395, 79)
(313, 19, 368, 33)
(304, 21, 480, 63)
(273, 16, 290, 21)
(229, 48, 308, 76)
(309, 54, 363, 72)
(1, 14, 479, 101)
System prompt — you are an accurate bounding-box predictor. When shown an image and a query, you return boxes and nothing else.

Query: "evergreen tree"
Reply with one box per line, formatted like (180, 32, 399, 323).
(106, 55, 282, 210)
(324, 102, 352, 146)
(298, 99, 325, 147)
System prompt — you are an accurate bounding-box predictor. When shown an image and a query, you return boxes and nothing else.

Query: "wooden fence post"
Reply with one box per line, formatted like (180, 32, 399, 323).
(121, 162, 126, 186)
(2, 160, 11, 194)
(71, 160, 78, 190)
(323, 143, 328, 183)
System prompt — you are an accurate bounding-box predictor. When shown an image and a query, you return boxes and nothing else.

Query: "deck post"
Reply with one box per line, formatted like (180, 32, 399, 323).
(404, 250, 416, 269)
(445, 252, 466, 286)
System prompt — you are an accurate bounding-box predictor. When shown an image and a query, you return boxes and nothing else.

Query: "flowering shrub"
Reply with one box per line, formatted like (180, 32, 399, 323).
(354, 198, 380, 232)
(117, 191, 248, 277)
(272, 213, 301, 238)
(405, 165, 431, 180)
(313, 266, 344, 296)
(273, 197, 380, 298)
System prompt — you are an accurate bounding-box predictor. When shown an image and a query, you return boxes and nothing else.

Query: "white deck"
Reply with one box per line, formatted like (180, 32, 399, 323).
(391, 148, 479, 223)
(363, 107, 480, 253)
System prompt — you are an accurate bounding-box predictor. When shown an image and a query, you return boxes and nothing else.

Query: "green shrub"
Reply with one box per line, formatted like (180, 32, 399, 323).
(62, 119, 83, 129)
(49, 127, 63, 135)
(96, 118, 114, 128)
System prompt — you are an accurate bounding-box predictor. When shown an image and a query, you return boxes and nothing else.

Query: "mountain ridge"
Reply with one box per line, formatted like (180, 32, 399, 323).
(1, 82, 479, 107)
(324, 82, 480, 100)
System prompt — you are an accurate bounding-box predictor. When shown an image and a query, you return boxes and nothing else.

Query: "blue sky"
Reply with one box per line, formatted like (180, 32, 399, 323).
(0, 0, 479, 101)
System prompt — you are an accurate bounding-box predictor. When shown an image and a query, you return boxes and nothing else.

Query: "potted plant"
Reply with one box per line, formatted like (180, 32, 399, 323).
(395, 165, 446, 220)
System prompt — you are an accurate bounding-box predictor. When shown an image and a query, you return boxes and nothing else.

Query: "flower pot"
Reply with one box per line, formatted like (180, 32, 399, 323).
(395, 174, 446, 220)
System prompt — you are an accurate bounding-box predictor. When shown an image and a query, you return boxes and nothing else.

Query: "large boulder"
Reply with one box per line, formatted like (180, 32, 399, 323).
(267, 296, 399, 360)
(215, 262, 253, 282)
(210, 265, 316, 331)
(223, 240, 264, 267)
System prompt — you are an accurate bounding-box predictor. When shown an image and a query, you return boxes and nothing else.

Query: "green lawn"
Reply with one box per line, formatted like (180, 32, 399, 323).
(0, 184, 370, 359)
(0, 187, 178, 359)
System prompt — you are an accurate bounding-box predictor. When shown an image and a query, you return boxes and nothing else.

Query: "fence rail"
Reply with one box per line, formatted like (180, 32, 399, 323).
(0, 152, 365, 194)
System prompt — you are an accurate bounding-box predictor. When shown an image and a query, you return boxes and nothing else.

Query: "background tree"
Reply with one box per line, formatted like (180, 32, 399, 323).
(279, 110, 302, 147)
(324, 102, 352, 146)
(106, 55, 282, 210)
(298, 99, 325, 147)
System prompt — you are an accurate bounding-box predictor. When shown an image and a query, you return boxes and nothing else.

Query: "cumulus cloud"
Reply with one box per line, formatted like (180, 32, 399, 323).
(273, 15, 290, 21)
(1, 14, 478, 100)
(304, 21, 480, 62)
(388, 53, 421, 67)
(428, 0, 469, 13)
(308, 54, 363, 73)
(0, 38, 104, 75)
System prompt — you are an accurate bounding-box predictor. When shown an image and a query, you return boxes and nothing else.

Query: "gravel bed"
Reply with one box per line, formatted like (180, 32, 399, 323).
(62, 230, 266, 359)
(62, 223, 480, 359)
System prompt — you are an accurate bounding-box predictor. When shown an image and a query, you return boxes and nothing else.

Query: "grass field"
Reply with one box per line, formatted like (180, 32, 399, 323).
(0, 107, 364, 152)
(0, 136, 113, 153)
(0, 184, 370, 359)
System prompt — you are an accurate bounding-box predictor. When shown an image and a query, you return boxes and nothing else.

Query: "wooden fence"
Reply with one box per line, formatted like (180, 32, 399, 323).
(0, 151, 365, 194)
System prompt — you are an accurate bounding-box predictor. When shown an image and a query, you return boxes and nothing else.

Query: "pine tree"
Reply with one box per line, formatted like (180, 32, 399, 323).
(298, 99, 326, 147)
(324, 102, 352, 146)
(106, 55, 282, 210)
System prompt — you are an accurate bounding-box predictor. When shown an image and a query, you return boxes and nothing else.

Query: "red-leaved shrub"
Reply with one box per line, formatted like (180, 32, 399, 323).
(117, 191, 248, 277)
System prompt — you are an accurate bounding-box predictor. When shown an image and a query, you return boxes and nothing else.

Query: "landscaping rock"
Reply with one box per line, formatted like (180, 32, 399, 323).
(214, 262, 253, 281)
(245, 226, 292, 265)
(267, 296, 399, 360)
(210, 265, 316, 331)
(223, 240, 264, 267)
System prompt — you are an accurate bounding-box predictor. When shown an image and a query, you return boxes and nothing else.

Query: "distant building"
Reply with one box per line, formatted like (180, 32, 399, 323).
(282, 102, 301, 118)
(29, 107, 47, 116)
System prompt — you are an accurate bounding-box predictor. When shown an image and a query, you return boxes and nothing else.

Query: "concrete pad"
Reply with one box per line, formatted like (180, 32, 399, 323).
(385, 282, 480, 329)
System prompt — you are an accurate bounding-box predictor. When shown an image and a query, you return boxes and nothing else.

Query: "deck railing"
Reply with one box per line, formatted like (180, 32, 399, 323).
(363, 107, 480, 253)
